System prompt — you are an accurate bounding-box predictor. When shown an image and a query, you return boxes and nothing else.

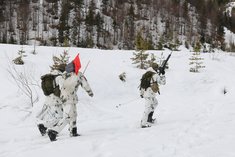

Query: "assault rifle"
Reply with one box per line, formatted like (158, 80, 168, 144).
(158, 52, 172, 75)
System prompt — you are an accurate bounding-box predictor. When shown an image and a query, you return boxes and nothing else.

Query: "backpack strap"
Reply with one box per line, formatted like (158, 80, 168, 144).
(52, 74, 61, 86)
(150, 73, 160, 94)
(150, 75, 158, 84)
(52, 74, 62, 97)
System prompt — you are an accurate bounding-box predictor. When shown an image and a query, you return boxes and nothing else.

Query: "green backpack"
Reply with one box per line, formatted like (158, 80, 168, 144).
(140, 71, 159, 93)
(41, 74, 61, 97)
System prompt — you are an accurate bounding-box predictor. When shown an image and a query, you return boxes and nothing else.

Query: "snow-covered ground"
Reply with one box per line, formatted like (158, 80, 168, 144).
(0, 44, 235, 157)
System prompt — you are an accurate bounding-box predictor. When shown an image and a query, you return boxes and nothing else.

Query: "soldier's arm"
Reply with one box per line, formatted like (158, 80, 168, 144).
(79, 73, 94, 97)
(140, 88, 144, 98)
(55, 74, 65, 90)
(154, 74, 166, 85)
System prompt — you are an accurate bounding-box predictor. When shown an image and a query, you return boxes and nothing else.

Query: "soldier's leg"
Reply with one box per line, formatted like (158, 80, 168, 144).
(37, 103, 64, 136)
(147, 111, 154, 123)
(36, 105, 49, 136)
(69, 104, 79, 136)
(49, 104, 63, 125)
(141, 97, 158, 127)
(147, 97, 158, 123)
(47, 104, 72, 141)
(50, 104, 72, 132)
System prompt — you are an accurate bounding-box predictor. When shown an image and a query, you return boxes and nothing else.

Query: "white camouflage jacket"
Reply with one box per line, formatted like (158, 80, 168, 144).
(58, 72, 93, 104)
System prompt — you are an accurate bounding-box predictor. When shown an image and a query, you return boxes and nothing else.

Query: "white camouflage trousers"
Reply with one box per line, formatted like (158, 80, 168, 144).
(49, 103, 77, 135)
(141, 97, 158, 126)
(37, 104, 63, 128)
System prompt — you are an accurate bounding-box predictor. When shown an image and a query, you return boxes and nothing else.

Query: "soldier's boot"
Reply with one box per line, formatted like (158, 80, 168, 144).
(141, 122, 152, 128)
(70, 127, 80, 137)
(147, 111, 156, 124)
(37, 124, 47, 136)
(48, 129, 58, 141)
(140, 120, 152, 128)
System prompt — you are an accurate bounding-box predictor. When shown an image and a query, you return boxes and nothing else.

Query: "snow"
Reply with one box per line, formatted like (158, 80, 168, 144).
(0, 44, 235, 157)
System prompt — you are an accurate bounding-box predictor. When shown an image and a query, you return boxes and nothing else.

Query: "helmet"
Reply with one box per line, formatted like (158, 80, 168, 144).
(151, 63, 159, 72)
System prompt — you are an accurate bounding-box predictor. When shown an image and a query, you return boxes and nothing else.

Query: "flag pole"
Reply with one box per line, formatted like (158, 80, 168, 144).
(83, 60, 90, 74)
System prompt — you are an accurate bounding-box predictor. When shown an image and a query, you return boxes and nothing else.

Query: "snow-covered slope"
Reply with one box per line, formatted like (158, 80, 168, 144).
(0, 44, 235, 157)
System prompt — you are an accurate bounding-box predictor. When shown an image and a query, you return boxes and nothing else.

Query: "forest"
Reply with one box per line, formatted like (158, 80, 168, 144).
(0, 0, 234, 51)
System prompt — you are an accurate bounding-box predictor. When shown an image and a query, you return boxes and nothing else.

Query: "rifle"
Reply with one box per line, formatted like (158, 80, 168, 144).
(158, 52, 172, 75)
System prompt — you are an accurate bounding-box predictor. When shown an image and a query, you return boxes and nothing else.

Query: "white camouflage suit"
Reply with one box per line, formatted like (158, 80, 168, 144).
(140, 67, 166, 127)
(36, 70, 64, 130)
(49, 71, 93, 135)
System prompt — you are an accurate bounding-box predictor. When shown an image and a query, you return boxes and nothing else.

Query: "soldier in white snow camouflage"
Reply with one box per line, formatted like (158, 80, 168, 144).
(140, 63, 166, 128)
(36, 66, 65, 136)
(47, 61, 94, 141)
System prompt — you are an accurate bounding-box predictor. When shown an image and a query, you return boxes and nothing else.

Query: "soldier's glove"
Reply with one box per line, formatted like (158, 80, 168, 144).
(159, 67, 165, 75)
(88, 91, 94, 97)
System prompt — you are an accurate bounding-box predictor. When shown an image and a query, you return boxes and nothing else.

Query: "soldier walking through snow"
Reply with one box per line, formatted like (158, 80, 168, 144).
(47, 55, 94, 141)
(139, 63, 166, 128)
(36, 64, 66, 136)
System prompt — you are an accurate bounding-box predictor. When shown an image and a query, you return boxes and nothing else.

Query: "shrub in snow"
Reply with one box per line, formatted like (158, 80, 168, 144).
(119, 72, 126, 82)
(18, 47, 26, 56)
(223, 87, 228, 95)
(50, 50, 70, 71)
(189, 42, 205, 73)
(13, 47, 27, 65)
(13, 56, 24, 65)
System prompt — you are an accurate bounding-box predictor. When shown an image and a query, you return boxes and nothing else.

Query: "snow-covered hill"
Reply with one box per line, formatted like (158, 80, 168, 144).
(0, 44, 235, 157)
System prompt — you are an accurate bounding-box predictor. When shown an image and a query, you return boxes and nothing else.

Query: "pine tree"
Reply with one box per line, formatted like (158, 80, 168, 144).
(17, 0, 31, 45)
(84, 0, 96, 47)
(112, 19, 118, 45)
(51, 50, 69, 70)
(95, 12, 104, 47)
(189, 42, 205, 73)
(85, 0, 95, 29)
(131, 50, 149, 69)
(71, 0, 83, 47)
(123, 4, 135, 49)
(136, 31, 148, 50)
(128, 5, 135, 44)
(216, 12, 225, 50)
(101, 0, 109, 15)
(131, 31, 149, 69)
(71, 18, 78, 46)
(148, 53, 157, 67)
(58, 0, 71, 45)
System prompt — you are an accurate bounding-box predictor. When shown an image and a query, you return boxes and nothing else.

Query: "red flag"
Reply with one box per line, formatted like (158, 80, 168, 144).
(73, 54, 81, 75)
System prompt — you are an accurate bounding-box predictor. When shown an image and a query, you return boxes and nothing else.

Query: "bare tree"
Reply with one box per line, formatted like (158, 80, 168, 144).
(7, 61, 39, 107)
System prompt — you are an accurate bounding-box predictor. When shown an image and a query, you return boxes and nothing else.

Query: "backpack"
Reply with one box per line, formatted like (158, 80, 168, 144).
(140, 71, 159, 93)
(41, 74, 61, 97)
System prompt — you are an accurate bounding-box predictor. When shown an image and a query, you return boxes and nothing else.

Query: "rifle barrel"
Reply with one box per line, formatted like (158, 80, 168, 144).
(161, 52, 172, 69)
